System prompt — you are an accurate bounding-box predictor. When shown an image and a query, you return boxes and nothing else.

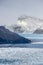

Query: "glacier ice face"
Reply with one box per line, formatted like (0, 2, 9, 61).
(0, 48, 43, 65)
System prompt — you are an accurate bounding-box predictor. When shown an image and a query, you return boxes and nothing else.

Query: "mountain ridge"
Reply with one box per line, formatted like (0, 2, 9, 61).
(0, 26, 31, 44)
(33, 28, 43, 34)
(7, 15, 43, 33)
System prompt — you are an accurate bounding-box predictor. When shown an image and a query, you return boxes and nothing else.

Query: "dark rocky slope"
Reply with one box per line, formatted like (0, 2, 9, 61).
(0, 26, 31, 44)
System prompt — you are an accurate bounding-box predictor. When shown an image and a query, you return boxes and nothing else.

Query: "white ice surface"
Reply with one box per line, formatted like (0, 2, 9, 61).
(0, 48, 43, 65)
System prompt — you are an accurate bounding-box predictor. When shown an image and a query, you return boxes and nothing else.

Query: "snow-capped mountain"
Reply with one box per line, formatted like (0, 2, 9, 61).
(33, 28, 43, 34)
(7, 15, 43, 33)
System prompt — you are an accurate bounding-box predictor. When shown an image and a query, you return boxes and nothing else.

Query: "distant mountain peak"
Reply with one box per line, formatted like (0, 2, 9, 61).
(18, 15, 29, 20)
(10, 16, 43, 33)
(4, 15, 43, 33)
(18, 15, 43, 21)
(33, 28, 43, 34)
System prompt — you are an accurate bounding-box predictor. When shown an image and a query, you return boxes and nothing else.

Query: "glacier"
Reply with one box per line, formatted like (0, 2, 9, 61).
(0, 15, 43, 65)
(0, 48, 43, 65)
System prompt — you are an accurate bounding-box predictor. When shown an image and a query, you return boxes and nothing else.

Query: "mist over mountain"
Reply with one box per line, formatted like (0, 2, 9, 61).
(8, 15, 43, 33)
(0, 26, 31, 44)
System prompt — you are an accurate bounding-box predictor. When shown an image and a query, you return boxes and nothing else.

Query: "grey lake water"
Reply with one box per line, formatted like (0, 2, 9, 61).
(0, 34, 43, 65)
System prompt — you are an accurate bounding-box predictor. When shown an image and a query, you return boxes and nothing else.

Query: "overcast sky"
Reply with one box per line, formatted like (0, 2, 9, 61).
(0, 0, 43, 25)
